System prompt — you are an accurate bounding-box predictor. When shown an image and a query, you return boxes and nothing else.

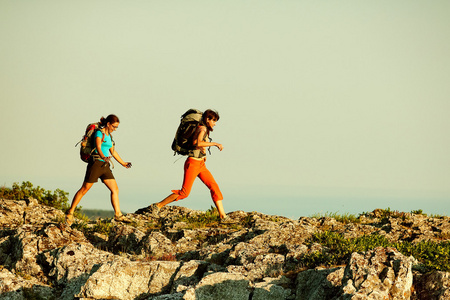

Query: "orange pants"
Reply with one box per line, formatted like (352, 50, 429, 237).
(172, 157, 223, 202)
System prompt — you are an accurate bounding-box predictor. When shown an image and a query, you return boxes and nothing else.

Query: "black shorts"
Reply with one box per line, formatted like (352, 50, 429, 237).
(84, 160, 115, 183)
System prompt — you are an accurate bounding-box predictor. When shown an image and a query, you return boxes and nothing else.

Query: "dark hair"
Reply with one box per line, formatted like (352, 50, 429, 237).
(100, 114, 120, 127)
(201, 109, 220, 132)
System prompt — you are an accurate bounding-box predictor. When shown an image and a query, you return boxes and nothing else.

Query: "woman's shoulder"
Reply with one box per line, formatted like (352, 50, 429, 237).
(197, 125, 207, 132)
(95, 128, 107, 137)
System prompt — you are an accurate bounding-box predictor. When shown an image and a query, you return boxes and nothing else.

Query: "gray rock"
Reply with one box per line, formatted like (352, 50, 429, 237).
(412, 271, 450, 300)
(107, 224, 146, 254)
(296, 267, 344, 300)
(1, 198, 450, 299)
(172, 260, 209, 293)
(0, 198, 65, 228)
(339, 247, 416, 300)
(140, 231, 177, 257)
(253, 276, 293, 300)
(183, 272, 250, 300)
(0, 224, 87, 284)
(77, 259, 181, 299)
(0, 267, 53, 299)
(44, 242, 115, 283)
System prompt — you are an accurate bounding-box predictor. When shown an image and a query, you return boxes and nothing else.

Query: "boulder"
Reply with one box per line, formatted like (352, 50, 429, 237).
(77, 259, 181, 299)
(413, 271, 450, 300)
(296, 267, 345, 300)
(0, 267, 53, 299)
(107, 224, 146, 254)
(0, 198, 65, 227)
(253, 276, 293, 300)
(183, 272, 250, 300)
(339, 247, 417, 299)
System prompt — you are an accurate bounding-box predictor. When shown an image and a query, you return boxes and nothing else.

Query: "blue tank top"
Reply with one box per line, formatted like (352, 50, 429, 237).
(94, 130, 113, 161)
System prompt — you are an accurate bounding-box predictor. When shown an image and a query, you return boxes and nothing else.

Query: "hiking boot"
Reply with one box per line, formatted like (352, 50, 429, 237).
(219, 216, 236, 225)
(65, 214, 74, 226)
(114, 214, 132, 223)
(149, 203, 161, 217)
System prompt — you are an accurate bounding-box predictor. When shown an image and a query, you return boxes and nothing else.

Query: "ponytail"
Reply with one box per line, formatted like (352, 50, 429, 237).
(99, 117, 107, 127)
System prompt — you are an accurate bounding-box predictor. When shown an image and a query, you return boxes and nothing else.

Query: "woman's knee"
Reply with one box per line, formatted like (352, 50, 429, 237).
(111, 186, 119, 195)
(79, 183, 93, 195)
(103, 179, 119, 194)
(209, 184, 223, 201)
(78, 189, 88, 197)
(174, 190, 189, 200)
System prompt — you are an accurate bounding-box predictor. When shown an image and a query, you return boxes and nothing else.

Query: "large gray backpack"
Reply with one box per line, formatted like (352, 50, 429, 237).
(171, 109, 203, 156)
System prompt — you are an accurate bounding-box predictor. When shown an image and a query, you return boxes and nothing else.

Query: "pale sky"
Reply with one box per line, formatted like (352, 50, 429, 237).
(1, 1, 449, 218)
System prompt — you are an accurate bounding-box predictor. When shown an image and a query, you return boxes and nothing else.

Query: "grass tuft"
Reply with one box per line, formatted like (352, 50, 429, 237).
(298, 230, 450, 272)
(175, 206, 220, 229)
(310, 212, 361, 224)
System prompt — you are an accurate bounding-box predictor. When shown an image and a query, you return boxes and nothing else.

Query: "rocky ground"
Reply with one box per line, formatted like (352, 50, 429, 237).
(1, 197, 450, 299)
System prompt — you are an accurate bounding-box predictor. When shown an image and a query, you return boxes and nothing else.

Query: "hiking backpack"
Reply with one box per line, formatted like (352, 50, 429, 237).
(76, 122, 113, 163)
(171, 109, 203, 156)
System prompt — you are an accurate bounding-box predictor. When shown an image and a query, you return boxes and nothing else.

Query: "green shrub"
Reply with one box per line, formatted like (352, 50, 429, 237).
(145, 221, 160, 232)
(175, 206, 220, 229)
(396, 240, 450, 271)
(91, 219, 114, 235)
(380, 207, 409, 220)
(0, 181, 71, 212)
(70, 218, 89, 232)
(74, 212, 91, 223)
(299, 230, 450, 272)
(299, 231, 391, 267)
(310, 212, 361, 224)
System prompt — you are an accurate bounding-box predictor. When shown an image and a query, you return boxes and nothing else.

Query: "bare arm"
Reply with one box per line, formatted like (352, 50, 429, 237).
(110, 146, 132, 168)
(195, 127, 223, 151)
(95, 135, 108, 159)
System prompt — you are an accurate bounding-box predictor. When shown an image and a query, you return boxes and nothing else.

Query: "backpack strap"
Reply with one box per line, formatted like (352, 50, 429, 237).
(91, 129, 105, 159)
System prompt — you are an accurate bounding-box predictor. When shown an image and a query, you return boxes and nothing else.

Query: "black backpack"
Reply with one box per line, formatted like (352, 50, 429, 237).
(171, 109, 203, 156)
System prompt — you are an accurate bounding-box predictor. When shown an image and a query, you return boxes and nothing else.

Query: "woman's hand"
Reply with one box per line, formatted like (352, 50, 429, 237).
(215, 143, 224, 151)
(123, 162, 132, 168)
(110, 148, 131, 168)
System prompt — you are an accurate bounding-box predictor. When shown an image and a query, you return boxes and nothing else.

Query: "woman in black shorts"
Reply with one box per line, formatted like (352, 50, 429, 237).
(65, 114, 132, 226)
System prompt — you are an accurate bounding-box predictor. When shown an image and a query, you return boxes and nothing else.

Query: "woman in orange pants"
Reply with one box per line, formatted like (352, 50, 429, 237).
(153, 109, 234, 224)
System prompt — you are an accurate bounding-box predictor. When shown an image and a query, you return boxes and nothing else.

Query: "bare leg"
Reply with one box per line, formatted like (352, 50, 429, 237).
(67, 181, 94, 215)
(103, 179, 122, 217)
(156, 193, 179, 209)
(214, 200, 227, 219)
